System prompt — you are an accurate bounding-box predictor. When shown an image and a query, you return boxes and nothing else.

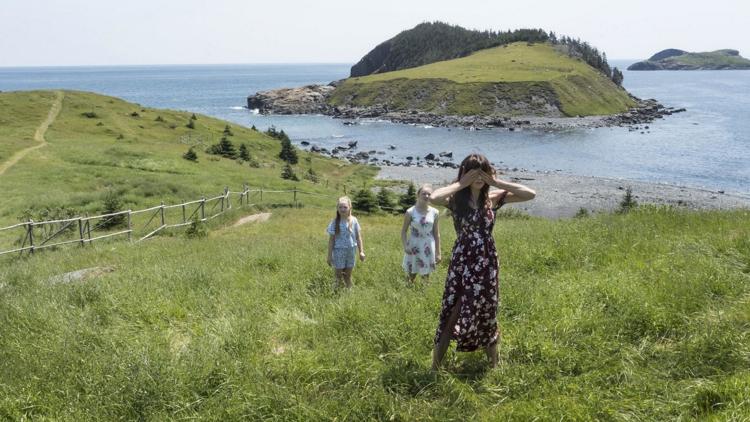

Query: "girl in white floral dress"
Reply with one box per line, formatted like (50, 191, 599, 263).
(401, 185, 441, 284)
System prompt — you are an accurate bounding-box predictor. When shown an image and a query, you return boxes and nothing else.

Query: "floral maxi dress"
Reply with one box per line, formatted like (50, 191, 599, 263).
(403, 206, 439, 275)
(434, 193, 506, 352)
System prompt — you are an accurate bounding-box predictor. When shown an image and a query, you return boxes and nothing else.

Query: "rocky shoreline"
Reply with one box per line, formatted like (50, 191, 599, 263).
(247, 84, 685, 131)
(375, 166, 750, 219)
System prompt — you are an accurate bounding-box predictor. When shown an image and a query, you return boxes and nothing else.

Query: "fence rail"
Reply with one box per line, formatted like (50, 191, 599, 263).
(0, 185, 329, 257)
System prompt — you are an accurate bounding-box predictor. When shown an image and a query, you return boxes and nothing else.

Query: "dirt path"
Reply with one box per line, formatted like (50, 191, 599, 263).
(233, 212, 272, 227)
(0, 90, 64, 176)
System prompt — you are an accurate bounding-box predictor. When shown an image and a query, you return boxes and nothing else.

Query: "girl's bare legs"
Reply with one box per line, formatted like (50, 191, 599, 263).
(406, 273, 417, 285)
(342, 268, 353, 288)
(485, 342, 498, 368)
(432, 303, 460, 370)
(334, 269, 345, 289)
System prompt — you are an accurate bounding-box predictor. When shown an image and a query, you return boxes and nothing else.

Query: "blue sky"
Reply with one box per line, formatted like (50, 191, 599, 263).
(1, 0, 747, 66)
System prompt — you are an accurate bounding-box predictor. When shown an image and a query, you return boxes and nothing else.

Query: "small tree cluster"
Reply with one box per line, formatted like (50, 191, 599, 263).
(611, 67, 624, 86)
(207, 136, 237, 159)
(239, 143, 250, 161)
(353, 188, 378, 213)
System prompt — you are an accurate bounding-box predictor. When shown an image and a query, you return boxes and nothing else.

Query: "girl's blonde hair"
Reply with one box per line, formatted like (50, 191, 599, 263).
(417, 184, 433, 195)
(335, 196, 352, 235)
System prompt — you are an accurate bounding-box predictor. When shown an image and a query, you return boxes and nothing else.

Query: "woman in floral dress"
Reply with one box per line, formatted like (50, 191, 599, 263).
(429, 154, 536, 369)
(401, 184, 442, 284)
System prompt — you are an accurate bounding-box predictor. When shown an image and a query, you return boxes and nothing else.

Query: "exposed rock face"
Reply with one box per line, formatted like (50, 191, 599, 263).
(246, 84, 679, 130)
(247, 85, 335, 114)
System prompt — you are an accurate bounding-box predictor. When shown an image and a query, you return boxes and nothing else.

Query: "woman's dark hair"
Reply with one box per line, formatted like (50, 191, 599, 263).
(448, 154, 494, 225)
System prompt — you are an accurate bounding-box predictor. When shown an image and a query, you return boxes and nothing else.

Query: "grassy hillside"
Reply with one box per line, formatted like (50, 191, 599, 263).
(330, 43, 636, 117)
(1, 206, 749, 419)
(0, 90, 376, 231)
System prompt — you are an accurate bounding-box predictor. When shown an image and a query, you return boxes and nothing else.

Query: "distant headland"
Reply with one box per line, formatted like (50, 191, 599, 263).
(628, 49, 750, 70)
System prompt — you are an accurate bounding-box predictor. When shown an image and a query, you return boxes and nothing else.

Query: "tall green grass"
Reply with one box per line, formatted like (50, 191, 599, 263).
(1, 206, 748, 419)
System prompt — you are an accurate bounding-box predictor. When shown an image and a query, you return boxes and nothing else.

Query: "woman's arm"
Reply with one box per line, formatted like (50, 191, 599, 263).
(327, 235, 335, 267)
(430, 169, 481, 207)
(432, 212, 441, 263)
(482, 172, 536, 205)
(400, 211, 411, 253)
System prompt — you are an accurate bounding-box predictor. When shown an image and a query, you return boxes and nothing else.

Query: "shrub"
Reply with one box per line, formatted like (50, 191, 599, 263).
(130, 111, 140, 117)
(186, 119, 195, 129)
(182, 147, 198, 162)
(81, 111, 98, 118)
(575, 207, 590, 218)
(185, 216, 207, 238)
(190, 113, 198, 120)
(98, 190, 125, 230)
(304, 167, 319, 183)
(281, 163, 299, 181)
(155, 115, 165, 122)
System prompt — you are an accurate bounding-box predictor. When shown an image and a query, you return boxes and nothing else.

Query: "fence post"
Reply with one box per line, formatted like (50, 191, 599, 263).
(27, 220, 34, 254)
(182, 204, 186, 224)
(294, 186, 298, 208)
(78, 218, 84, 246)
(201, 197, 206, 220)
(86, 215, 91, 243)
(224, 187, 230, 210)
(127, 210, 132, 242)
(260, 189, 263, 202)
(160, 202, 165, 226)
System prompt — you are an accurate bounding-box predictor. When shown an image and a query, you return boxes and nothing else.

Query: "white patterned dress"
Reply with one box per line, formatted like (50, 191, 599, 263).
(402, 206, 439, 275)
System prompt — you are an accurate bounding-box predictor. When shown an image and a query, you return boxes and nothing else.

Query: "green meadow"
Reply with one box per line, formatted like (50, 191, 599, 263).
(330, 43, 636, 117)
(1, 90, 749, 420)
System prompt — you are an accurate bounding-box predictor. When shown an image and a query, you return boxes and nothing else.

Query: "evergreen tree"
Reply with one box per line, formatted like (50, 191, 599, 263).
(98, 190, 125, 229)
(182, 147, 198, 162)
(376, 187, 395, 212)
(398, 183, 417, 212)
(239, 143, 250, 161)
(223, 125, 234, 136)
(618, 187, 638, 213)
(304, 167, 319, 183)
(353, 188, 378, 213)
(186, 119, 195, 129)
(279, 137, 299, 164)
(190, 113, 198, 120)
(611, 67, 624, 86)
(281, 163, 299, 181)
(217, 136, 237, 158)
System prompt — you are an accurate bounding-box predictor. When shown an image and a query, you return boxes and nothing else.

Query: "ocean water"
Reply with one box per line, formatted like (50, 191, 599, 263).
(1, 62, 748, 194)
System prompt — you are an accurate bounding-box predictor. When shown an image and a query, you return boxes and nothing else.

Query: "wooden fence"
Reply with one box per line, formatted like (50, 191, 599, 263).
(0, 186, 331, 257)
